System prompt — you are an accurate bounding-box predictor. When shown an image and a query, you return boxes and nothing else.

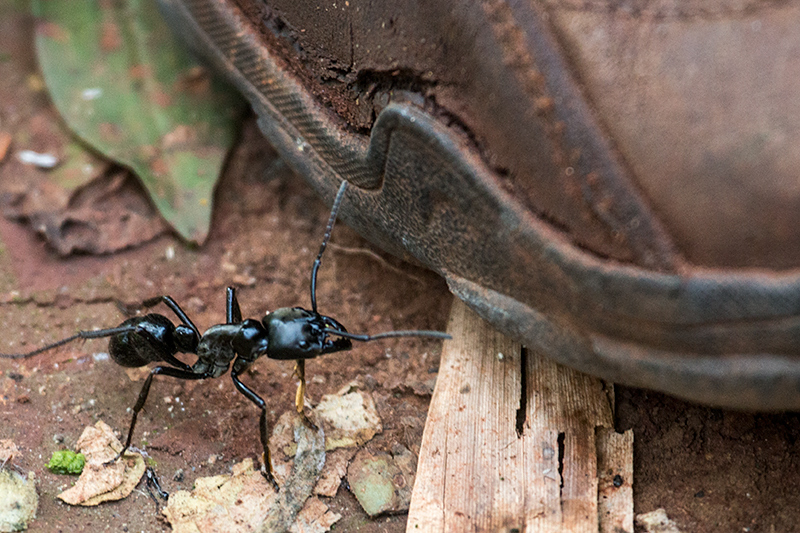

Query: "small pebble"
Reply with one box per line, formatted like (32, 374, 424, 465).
(17, 149, 58, 168)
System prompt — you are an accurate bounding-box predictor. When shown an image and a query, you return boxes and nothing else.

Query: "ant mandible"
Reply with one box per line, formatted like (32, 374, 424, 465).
(0, 181, 450, 490)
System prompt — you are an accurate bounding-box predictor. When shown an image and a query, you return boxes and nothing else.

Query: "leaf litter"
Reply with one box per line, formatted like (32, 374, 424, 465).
(57, 420, 146, 506)
(32, 0, 246, 244)
(163, 387, 385, 532)
(0, 440, 38, 533)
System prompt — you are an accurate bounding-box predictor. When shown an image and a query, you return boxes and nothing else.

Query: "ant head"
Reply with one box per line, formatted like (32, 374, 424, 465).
(263, 307, 352, 361)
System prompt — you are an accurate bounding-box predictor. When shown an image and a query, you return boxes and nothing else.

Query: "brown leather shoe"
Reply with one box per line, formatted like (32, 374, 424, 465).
(158, 0, 800, 409)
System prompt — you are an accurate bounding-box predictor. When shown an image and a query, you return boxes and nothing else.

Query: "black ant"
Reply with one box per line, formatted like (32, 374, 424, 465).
(0, 181, 450, 490)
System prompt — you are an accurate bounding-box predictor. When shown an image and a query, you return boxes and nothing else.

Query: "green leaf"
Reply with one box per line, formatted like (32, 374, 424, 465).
(47, 450, 86, 475)
(33, 0, 245, 243)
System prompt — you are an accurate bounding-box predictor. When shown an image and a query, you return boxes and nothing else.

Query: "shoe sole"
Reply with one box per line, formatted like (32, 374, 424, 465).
(157, 0, 800, 410)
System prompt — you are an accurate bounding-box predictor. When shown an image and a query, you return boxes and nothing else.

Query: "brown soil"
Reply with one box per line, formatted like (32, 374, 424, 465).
(617, 388, 800, 533)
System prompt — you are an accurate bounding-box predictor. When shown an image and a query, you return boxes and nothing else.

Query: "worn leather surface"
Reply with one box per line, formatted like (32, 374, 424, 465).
(546, 0, 800, 268)
(158, 0, 800, 409)
(231, 0, 681, 270)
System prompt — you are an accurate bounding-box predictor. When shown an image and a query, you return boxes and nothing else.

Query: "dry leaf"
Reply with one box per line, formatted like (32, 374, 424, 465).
(347, 445, 416, 516)
(0, 469, 38, 532)
(57, 420, 145, 506)
(0, 441, 20, 465)
(313, 448, 356, 498)
(163, 458, 276, 533)
(635, 508, 685, 533)
(314, 386, 382, 450)
(288, 497, 341, 533)
(164, 411, 334, 533)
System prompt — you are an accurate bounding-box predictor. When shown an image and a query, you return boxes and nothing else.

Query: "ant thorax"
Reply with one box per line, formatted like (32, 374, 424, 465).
(192, 324, 240, 377)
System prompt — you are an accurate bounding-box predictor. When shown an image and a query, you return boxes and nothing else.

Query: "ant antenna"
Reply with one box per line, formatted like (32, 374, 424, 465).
(0, 326, 137, 360)
(310, 180, 349, 313)
(325, 328, 451, 342)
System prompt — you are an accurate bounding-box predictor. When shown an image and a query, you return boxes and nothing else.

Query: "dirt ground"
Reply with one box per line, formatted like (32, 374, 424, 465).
(2, 5, 800, 533)
(0, 112, 453, 532)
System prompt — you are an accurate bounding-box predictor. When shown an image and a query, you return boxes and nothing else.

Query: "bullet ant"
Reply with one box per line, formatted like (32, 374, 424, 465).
(0, 181, 450, 490)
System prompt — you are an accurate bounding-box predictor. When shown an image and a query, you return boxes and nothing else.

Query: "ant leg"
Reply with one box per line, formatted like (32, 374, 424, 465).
(142, 295, 200, 337)
(226, 287, 242, 324)
(160, 353, 192, 373)
(143, 466, 169, 500)
(230, 367, 279, 491)
(108, 366, 209, 464)
(292, 360, 318, 433)
(294, 360, 306, 414)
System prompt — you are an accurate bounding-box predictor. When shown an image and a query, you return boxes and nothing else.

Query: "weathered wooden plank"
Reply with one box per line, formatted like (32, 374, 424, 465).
(597, 428, 634, 533)
(408, 299, 633, 532)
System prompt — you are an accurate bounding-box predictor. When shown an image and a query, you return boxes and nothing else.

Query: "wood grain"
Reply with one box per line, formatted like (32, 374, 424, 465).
(408, 299, 633, 532)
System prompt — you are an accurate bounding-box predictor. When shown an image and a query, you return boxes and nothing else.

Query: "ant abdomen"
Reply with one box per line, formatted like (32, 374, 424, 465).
(109, 314, 181, 367)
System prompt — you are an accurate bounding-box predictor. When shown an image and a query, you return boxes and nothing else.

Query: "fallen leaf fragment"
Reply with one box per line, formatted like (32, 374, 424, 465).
(163, 458, 275, 533)
(0, 469, 38, 533)
(313, 448, 356, 498)
(30, 171, 168, 256)
(635, 508, 684, 533)
(297, 386, 384, 500)
(57, 420, 145, 506)
(314, 385, 382, 450)
(0, 441, 37, 533)
(124, 366, 151, 382)
(0, 441, 20, 465)
(34, 0, 246, 243)
(347, 445, 416, 516)
(165, 412, 327, 533)
(289, 497, 341, 533)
